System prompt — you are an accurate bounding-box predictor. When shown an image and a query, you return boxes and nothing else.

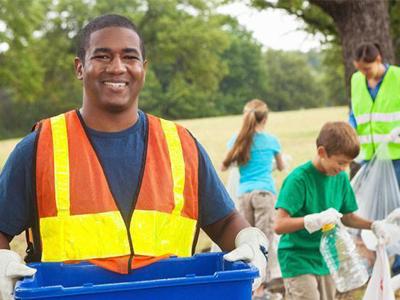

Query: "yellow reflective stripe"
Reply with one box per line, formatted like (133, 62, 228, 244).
(130, 209, 196, 257)
(50, 115, 70, 217)
(160, 119, 185, 216)
(40, 211, 130, 261)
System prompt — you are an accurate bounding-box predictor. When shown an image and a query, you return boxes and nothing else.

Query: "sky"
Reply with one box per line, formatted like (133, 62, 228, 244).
(218, 2, 324, 52)
(0, 3, 324, 53)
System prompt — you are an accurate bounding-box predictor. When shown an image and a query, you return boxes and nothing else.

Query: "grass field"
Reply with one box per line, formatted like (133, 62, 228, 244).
(0, 106, 349, 254)
(2, 106, 398, 299)
(0, 105, 350, 190)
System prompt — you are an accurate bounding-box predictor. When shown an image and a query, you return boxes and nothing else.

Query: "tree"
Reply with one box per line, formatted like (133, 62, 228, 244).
(389, 0, 400, 64)
(216, 19, 268, 114)
(251, 0, 395, 100)
(320, 45, 346, 107)
(309, 0, 394, 96)
(264, 50, 325, 111)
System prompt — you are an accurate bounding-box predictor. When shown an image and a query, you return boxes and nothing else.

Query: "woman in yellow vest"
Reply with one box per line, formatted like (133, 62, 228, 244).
(350, 42, 400, 275)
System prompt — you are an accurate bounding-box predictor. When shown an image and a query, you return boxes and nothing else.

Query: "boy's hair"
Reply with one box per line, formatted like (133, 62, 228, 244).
(316, 122, 360, 159)
(354, 42, 382, 63)
(76, 14, 145, 64)
(223, 99, 268, 167)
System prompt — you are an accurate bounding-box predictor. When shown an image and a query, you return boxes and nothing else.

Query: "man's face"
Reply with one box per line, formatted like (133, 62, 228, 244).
(75, 26, 147, 113)
(320, 151, 352, 176)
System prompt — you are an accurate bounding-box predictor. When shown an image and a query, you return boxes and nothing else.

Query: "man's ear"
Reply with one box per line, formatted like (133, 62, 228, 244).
(74, 57, 84, 80)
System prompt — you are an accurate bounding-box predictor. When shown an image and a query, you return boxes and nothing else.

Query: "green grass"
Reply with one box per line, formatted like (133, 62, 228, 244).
(0, 106, 349, 181)
(1, 106, 349, 255)
(0, 138, 20, 169)
(4, 106, 400, 299)
(178, 106, 348, 190)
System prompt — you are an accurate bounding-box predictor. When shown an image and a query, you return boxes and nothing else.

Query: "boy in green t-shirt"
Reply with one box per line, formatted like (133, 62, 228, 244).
(274, 122, 389, 300)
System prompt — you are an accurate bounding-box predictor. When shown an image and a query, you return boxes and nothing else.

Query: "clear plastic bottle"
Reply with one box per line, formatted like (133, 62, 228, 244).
(320, 224, 369, 293)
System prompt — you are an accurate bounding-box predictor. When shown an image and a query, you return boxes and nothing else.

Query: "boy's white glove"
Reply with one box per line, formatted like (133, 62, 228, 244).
(0, 249, 36, 300)
(223, 227, 268, 291)
(304, 208, 343, 234)
(371, 220, 391, 245)
(386, 208, 400, 224)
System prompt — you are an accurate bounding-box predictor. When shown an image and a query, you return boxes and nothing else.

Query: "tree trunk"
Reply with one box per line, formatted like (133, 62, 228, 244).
(309, 0, 395, 103)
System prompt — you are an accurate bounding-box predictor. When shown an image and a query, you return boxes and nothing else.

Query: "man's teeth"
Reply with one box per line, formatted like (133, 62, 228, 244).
(104, 82, 127, 88)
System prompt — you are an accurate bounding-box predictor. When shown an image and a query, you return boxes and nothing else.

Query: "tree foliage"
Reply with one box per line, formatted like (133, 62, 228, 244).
(250, 0, 396, 101)
(264, 50, 325, 111)
(0, 0, 344, 138)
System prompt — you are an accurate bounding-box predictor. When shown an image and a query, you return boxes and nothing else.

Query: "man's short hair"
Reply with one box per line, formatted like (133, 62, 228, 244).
(316, 122, 360, 159)
(76, 14, 146, 63)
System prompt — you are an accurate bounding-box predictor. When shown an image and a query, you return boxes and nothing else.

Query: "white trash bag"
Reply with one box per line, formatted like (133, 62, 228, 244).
(363, 244, 395, 300)
(351, 142, 400, 255)
(225, 166, 240, 208)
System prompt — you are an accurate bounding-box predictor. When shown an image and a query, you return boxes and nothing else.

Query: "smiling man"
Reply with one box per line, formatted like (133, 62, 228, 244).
(0, 14, 269, 299)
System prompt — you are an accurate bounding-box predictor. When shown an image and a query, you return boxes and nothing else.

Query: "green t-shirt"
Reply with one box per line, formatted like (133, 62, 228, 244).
(275, 161, 358, 278)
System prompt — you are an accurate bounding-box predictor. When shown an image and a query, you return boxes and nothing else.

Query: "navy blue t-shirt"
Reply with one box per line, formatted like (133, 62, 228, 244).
(0, 111, 235, 236)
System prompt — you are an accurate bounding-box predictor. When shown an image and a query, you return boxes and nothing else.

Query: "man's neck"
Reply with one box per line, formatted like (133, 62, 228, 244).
(79, 105, 139, 132)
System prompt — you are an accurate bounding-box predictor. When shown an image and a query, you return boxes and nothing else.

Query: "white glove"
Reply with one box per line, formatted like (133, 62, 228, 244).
(371, 220, 391, 245)
(386, 208, 400, 224)
(304, 208, 343, 234)
(282, 154, 293, 170)
(0, 250, 36, 300)
(223, 227, 268, 291)
(272, 159, 277, 171)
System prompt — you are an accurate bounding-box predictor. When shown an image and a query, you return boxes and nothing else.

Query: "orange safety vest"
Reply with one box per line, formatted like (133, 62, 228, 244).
(29, 110, 199, 273)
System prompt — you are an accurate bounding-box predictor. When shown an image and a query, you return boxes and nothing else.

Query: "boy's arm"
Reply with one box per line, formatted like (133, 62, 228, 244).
(341, 213, 372, 230)
(274, 208, 305, 234)
(342, 213, 391, 244)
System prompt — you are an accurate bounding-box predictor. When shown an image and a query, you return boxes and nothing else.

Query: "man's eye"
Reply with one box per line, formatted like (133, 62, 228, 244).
(92, 55, 110, 61)
(124, 55, 140, 61)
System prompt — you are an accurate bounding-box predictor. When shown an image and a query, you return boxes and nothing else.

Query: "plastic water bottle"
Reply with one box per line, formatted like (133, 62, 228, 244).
(320, 224, 369, 292)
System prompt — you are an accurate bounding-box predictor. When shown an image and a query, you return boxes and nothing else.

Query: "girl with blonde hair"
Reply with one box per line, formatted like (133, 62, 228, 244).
(222, 99, 285, 300)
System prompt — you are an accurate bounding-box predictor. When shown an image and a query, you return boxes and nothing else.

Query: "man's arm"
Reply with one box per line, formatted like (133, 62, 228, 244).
(341, 212, 372, 230)
(0, 232, 11, 249)
(203, 211, 250, 251)
(274, 208, 305, 234)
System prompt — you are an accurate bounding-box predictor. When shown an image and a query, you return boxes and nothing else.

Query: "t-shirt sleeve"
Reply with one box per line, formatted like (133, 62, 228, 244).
(275, 172, 305, 216)
(0, 132, 36, 237)
(270, 136, 281, 155)
(197, 141, 235, 227)
(339, 174, 358, 214)
(348, 109, 357, 129)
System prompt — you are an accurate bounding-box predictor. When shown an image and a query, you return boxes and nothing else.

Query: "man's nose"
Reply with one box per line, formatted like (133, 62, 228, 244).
(107, 56, 126, 73)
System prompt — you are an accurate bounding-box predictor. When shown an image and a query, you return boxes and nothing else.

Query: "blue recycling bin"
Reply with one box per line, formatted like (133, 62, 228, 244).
(15, 252, 258, 299)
